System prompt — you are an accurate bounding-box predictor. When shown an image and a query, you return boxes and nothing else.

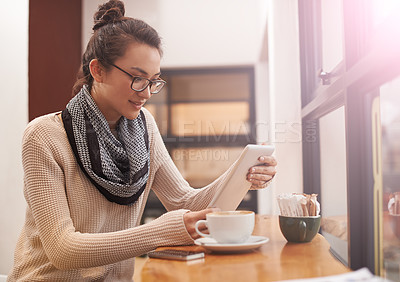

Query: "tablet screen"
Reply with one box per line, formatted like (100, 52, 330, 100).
(208, 144, 275, 211)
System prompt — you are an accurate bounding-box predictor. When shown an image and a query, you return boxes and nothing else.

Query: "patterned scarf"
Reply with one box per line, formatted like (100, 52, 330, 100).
(62, 85, 149, 205)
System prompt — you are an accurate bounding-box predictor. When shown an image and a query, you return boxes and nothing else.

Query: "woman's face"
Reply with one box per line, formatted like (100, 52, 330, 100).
(91, 42, 161, 123)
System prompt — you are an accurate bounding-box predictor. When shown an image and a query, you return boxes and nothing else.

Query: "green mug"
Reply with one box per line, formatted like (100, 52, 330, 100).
(279, 215, 321, 243)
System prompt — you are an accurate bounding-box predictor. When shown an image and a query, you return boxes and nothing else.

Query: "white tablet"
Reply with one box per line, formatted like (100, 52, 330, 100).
(208, 144, 275, 211)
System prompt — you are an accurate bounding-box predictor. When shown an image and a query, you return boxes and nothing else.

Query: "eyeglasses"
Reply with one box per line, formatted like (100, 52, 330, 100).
(111, 64, 166, 94)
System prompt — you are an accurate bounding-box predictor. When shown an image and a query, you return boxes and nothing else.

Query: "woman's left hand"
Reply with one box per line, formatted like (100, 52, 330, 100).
(247, 155, 277, 189)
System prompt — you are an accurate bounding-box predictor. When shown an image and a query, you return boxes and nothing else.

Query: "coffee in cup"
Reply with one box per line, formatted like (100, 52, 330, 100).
(195, 211, 255, 244)
(279, 215, 321, 243)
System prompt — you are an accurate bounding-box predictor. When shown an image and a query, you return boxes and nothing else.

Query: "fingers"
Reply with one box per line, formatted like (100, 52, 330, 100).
(247, 173, 274, 188)
(247, 172, 275, 183)
(249, 165, 277, 175)
(183, 208, 216, 240)
(247, 166, 276, 181)
(250, 183, 268, 190)
(249, 176, 273, 189)
(247, 155, 277, 185)
(192, 222, 209, 239)
(257, 155, 277, 166)
(248, 173, 274, 183)
(183, 211, 203, 240)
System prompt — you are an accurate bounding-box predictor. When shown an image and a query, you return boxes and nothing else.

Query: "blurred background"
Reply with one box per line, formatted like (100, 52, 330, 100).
(1, 0, 400, 279)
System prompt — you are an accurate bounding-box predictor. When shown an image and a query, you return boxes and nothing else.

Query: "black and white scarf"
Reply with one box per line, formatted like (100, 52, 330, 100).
(62, 85, 149, 205)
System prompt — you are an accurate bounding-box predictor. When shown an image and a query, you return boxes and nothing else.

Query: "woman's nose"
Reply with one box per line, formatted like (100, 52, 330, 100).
(137, 86, 152, 99)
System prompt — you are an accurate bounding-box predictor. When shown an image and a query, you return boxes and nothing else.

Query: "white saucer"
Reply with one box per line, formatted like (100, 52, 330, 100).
(194, 235, 269, 253)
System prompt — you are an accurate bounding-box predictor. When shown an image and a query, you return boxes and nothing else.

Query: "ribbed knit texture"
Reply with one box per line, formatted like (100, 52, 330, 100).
(8, 108, 227, 281)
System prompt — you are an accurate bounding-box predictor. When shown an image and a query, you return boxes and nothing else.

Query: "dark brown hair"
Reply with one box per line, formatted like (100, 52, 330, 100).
(72, 0, 162, 95)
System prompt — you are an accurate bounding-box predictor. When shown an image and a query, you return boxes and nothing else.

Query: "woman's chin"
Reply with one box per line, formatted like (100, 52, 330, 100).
(124, 111, 140, 120)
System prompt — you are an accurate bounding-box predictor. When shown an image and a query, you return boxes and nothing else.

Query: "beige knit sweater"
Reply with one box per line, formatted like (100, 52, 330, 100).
(8, 108, 227, 281)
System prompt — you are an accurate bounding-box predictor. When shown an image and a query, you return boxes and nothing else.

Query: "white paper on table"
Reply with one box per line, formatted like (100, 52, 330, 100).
(278, 267, 390, 282)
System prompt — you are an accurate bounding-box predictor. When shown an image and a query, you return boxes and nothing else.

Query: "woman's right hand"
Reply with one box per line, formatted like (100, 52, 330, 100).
(183, 208, 217, 240)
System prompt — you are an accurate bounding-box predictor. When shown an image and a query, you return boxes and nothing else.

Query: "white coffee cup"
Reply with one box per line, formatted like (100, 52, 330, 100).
(195, 211, 255, 244)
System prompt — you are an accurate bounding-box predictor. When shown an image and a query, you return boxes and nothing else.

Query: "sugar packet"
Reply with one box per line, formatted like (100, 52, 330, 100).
(277, 193, 320, 217)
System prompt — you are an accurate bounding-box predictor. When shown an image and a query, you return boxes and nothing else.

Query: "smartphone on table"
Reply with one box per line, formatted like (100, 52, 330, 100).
(147, 249, 205, 261)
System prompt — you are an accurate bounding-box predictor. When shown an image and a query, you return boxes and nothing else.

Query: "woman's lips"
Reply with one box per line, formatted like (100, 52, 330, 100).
(129, 100, 144, 110)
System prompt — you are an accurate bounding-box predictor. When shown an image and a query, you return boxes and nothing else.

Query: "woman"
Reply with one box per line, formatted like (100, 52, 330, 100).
(8, 0, 277, 281)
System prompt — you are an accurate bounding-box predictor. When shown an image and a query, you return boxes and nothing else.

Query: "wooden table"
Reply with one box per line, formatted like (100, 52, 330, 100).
(140, 215, 350, 282)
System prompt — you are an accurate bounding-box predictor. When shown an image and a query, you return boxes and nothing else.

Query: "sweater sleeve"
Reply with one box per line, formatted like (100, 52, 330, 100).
(21, 122, 193, 270)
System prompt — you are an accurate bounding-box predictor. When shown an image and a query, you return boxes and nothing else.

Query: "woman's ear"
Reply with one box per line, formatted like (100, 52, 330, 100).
(89, 59, 105, 83)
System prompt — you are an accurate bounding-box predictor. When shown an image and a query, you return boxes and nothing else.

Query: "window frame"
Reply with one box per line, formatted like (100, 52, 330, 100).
(160, 66, 257, 149)
(299, 0, 400, 273)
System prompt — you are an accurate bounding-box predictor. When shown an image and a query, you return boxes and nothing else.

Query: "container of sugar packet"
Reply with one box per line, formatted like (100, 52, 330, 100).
(277, 193, 321, 243)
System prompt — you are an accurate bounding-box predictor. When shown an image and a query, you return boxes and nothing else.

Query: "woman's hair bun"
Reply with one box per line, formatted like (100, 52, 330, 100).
(93, 0, 125, 31)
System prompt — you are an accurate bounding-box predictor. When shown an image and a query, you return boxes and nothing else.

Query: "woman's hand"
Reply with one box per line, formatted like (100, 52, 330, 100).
(247, 155, 277, 189)
(183, 208, 217, 240)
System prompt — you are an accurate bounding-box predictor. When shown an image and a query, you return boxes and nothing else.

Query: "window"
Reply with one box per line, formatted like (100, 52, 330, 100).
(299, 0, 400, 275)
(380, 76, 400, 281)
(319, 106, 348, 264)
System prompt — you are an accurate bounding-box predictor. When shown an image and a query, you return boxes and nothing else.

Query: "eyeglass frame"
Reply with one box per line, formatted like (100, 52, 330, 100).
(110, 63, 166, 94)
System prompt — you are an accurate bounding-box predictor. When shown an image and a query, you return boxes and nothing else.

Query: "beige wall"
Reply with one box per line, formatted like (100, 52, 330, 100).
(83, 0, 267, 67)
(0, 0, 29, 275)
(264, 0, 303, 214)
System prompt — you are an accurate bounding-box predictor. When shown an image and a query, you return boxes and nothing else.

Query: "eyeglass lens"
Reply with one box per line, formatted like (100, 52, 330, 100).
(131, 77, 165, 94)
